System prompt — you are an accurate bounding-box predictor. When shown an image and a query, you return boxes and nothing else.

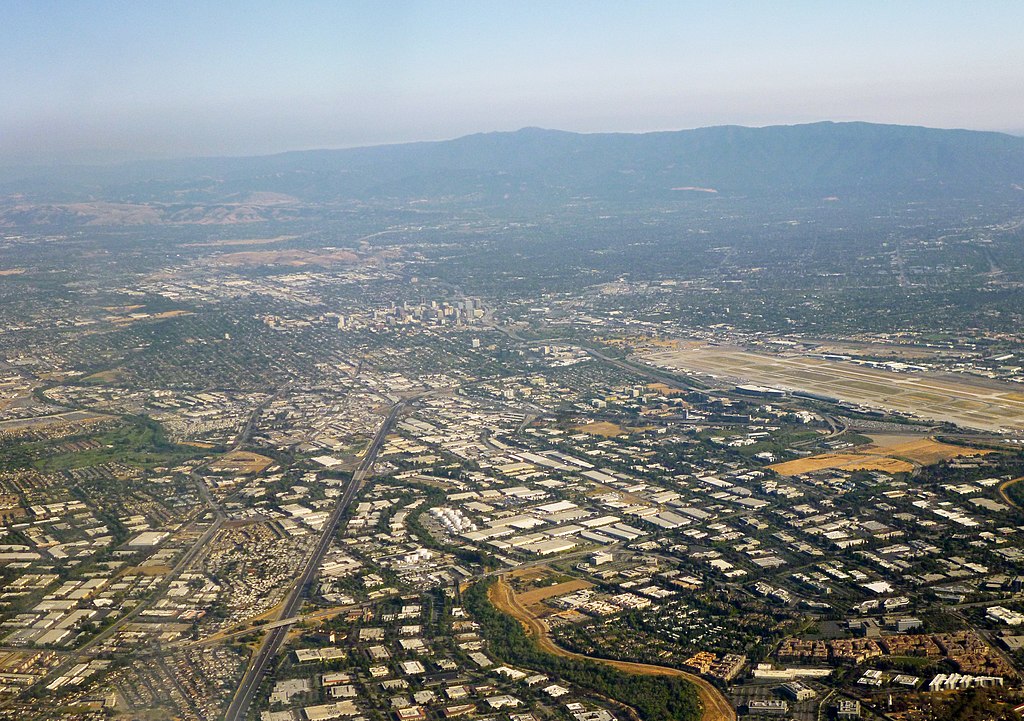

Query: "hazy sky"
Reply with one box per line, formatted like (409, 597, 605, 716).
(3, 1, 1023, 162)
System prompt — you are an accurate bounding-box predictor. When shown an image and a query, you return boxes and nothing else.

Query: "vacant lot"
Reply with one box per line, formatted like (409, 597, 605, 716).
(209, 450, 274, 474)
(124, 564, 174, 576)
(771, 454, 914, 475)
(769, 436, 990, 476)
(882, 437, 992, 464)
(517, 579, 594, 606)
(572, 421, 627, 437)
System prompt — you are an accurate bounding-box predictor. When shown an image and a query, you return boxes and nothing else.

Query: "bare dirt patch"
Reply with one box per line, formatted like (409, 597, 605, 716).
(879, 437, 992, 465)
(124, 564, 173, 576)
(646, 382, 687, 396)
(770, 454, 914, 475)
(209, 450, 274, 475)
(517, 579, 594, 606)
(769, 436, 990, 476)
(572, 421, 627, 437)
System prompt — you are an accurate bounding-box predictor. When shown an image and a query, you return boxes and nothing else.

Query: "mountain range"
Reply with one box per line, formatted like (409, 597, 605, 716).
(2, 122, 1022, 225)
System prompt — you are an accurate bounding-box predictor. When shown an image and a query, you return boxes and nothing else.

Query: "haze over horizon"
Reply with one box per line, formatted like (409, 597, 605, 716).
(4, 1, 1024, 164)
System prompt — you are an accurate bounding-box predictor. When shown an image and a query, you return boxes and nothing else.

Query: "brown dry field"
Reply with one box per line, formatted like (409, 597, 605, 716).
(881, 437, 991, 464)
(572, 421, 658, 437)
(509, 565, 552, 583)
(0, 268, 25, 276)
(770, 454, 914, 475)
(770, 436, 990, 476)
(124, 564, 173, 576)
(209, 450, 274, 474)
(571, 421, 627, 437)
(489, 577, 735, 721)
(517, 579, 594, 605)
(646, 382, 687, 396)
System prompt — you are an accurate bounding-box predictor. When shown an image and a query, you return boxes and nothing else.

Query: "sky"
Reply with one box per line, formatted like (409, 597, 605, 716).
(3, 1, 1023, 163)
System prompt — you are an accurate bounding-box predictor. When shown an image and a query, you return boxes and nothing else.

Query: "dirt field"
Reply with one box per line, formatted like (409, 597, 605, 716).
(770, 454, 914, 475)
(646, 382, 686, 396)
(769, 436, 990, 476)
(510, 566, 555, 583)
(124, 564, 173, 576)
(571, 421, 658, 437)
(571, 421, 627, 437)
(643, 345, 1024, 432)
(489, 577, 735, 721)
(517, 579, 594, 605)
(209, 450, 274, 474)
(882, 437, 991, 464)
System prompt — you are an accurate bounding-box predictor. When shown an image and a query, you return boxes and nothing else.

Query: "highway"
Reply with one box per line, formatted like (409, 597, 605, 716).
(222, 399, 407, 721)
(583, 345, 705, 391)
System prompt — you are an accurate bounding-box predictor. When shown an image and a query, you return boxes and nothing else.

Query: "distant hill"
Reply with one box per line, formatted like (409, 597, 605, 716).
(2, 122, 1023, 223)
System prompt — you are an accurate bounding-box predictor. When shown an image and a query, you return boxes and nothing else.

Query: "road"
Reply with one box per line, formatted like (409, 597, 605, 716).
(584, 345, 706, 393)
(190, 601, 369, 647)
(232, 385, 289, 450)
(484, 317, 709, 396)
(222, 399, 407, 721)
(792, 413, 848, 448)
